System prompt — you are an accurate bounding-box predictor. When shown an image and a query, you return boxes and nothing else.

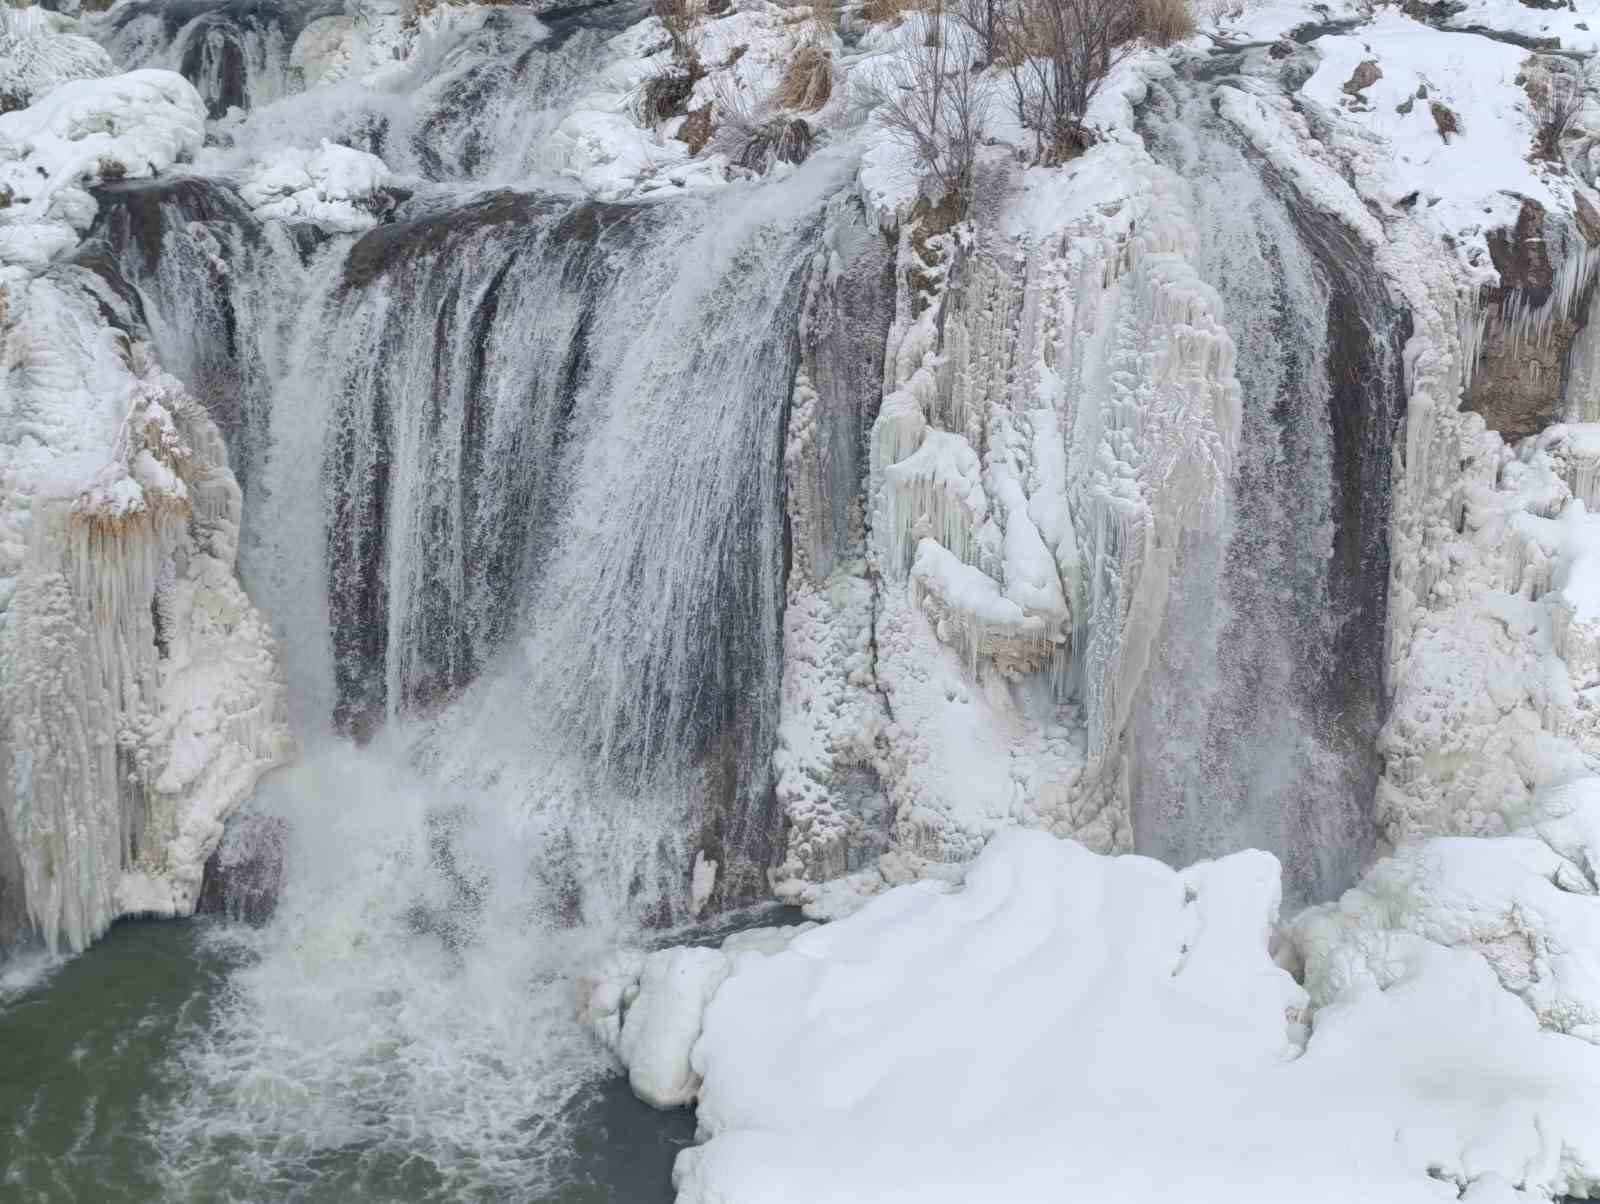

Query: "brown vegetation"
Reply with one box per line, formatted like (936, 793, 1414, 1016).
(778, 43, 834, 111)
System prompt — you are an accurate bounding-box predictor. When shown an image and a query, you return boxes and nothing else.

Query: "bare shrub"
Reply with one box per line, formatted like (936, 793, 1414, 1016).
(655, 0, 698, 62)
(706, 72, 814, 173)
(778, 42, 834, 110)
(738, 117, 816, 170)
(1525, 56, 1587, 162)
(637, 57, 705, 122)
(868, 1, 991, 204)
(996, 0, 1139, 161)
(954, 0, 1002, 64)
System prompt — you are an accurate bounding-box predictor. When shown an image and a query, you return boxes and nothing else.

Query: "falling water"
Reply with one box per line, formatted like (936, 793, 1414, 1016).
(0, 0, 870, 1185)
(1132, 63, 1406, 907)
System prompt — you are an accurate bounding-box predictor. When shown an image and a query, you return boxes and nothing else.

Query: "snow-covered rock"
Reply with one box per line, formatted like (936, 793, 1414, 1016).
(235, 140, 394, 232)
(0, 68, 205, 269)
(0, 7, 114, 113)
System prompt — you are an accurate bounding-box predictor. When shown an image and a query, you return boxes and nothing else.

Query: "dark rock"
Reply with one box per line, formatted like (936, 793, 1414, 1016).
(1574, 189, 1600, 246)
(1463, 198, 1591, 440)
(197, 809, 288, 926)
(1342, 59, 1382, 95)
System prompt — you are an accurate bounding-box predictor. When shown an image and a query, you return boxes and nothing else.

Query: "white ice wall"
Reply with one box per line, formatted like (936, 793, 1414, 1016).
(0, 57, 290, 955)
(776, 111, 1241, 913)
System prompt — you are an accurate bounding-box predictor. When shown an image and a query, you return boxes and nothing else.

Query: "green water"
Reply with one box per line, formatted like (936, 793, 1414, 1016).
(0, 920, 692, 1203)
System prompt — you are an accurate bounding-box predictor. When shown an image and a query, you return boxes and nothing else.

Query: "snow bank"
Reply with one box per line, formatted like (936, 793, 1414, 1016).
(0, 68, 205, 269)
(604, 829, 1600, 1203)
(1299, 11, 1552, 273)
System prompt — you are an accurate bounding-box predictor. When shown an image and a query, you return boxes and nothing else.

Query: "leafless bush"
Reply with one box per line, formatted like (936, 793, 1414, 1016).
(706, 72, 815, 173)
(1525, 56, 1587, 163)
(996, 0, 1139, 162)
(954, 0, 1002, 64)
(869, 2, 991, 204)
(655, 0, 698, 62)
(636, 59, 704, 122)
(738, 118, 816, 170)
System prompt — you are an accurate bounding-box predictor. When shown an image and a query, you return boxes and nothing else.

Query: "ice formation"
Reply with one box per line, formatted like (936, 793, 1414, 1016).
(0, 7, 113, 114)
(0, 26, 287, 955)
(0, 273, 290, 954)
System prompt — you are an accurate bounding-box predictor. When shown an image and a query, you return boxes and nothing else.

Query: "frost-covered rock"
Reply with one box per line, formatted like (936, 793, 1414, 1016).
(0, 7, 114, 114)
(236, 140, 394, 232)
(1296, 779, 1600, 1044)
(0, 69, 205, 268)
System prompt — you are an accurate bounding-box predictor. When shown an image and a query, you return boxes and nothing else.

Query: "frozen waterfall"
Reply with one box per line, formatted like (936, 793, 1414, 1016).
(1132, 60, 1407, 906)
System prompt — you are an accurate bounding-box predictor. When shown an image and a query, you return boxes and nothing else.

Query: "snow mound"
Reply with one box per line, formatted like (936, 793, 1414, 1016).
(1297, 779, 1600, 1044)
(0, 68, 205, 264)
(0, 7, 114, 112)
(235, 140, 394, 232)
(610, 829, 1600, 1203)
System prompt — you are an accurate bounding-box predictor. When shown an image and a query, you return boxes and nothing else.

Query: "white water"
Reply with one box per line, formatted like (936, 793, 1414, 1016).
(1133, 66, 1396, 906)
(18, 7, 861, 1190)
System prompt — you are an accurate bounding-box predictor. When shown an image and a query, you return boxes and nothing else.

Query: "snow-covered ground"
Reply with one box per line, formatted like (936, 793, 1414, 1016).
(597, 822, 1600, 1203)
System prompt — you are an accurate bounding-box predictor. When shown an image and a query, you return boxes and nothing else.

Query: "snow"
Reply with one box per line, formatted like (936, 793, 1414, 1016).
(1299, 11, 1552, 267)
(0, 68, 205, 222)
(604, 828, 1600, 1203)
(234, 140, 394, 232)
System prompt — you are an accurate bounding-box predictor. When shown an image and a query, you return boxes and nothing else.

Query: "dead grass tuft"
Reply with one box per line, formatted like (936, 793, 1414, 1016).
(861, 0, 918, 25)
(777, 43, 833, 111)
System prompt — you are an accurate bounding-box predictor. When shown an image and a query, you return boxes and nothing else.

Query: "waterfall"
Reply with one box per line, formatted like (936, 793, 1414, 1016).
(54, 140, 855, 1187)
(97, 0, 319, 118)
(1132, 65, 1407, 907)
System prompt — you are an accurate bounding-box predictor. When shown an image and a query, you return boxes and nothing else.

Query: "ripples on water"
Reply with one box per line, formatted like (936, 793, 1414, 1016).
(0, 919, 694, 1203)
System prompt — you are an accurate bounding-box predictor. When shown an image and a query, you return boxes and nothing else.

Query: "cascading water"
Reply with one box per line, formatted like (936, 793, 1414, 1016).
(96, 0, 322, 117)
(1132, 59, 1406, 907)
(0, 0, 875, 1186)
(145, 164, 841, 1195)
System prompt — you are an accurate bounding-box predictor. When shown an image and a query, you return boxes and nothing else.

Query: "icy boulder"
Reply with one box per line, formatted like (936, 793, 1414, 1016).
(611, 829, 1600, 1203)
(0, 8, 114, 114)
(236, 140, 394, 233)
(0, 69, 205, 266)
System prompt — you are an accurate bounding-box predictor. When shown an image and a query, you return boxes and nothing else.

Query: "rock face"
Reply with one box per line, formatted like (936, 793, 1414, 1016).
(196, 805, 287, 926)
(1464, 199, 1595, 440)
